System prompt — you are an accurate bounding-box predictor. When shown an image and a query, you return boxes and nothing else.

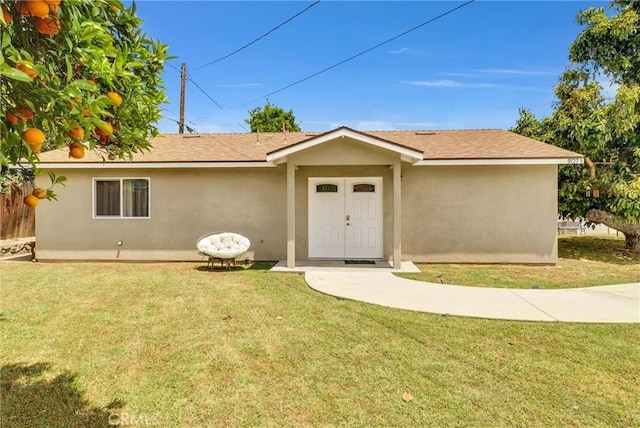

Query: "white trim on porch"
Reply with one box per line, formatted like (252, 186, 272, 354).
(266, 127, 424, 165)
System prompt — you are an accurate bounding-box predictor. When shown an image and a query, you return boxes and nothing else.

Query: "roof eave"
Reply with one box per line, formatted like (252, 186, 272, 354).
(414, 157, 584, 166)
(34, 161, 276, 169)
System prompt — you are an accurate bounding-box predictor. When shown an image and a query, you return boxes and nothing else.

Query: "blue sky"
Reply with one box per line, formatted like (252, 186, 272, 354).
(129, 0, 608, 134)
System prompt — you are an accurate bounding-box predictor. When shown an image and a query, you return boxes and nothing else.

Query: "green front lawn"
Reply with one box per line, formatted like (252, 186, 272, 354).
(399, 236, 640, 288)
(1, 257, 639, 427)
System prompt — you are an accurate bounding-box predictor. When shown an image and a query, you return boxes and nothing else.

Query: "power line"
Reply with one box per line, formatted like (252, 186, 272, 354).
(186, 76, 250, 132)
(168, 61, 228, 114)
(166, 61, 181, 74)
(195, 0, 321, 71)
(162, 114, 196, 134)
(167, 61, 249, 132)
(237, 0, 476, 107)
(161, 107, 198, 132)
(187, 76, 226, 112)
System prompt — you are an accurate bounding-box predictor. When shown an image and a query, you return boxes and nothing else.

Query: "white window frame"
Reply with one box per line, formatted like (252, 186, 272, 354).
(93, 177, 151, 219)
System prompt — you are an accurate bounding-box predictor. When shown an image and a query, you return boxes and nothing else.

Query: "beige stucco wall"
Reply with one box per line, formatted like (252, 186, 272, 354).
(36, 139, 559, 264)
(36, 167, 288, 261)
(401, 164, 558, 263)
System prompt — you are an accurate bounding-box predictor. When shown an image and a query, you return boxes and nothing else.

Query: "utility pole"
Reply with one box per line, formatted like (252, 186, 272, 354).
(179, 62, 186, 134)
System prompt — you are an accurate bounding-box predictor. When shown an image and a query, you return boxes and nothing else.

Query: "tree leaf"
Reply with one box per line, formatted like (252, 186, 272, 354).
(0, 64, 33, 82)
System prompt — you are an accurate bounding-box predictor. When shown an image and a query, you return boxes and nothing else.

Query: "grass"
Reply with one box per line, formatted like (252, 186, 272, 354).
(399, 235, 640, 288)
(1, 252, 639, 427)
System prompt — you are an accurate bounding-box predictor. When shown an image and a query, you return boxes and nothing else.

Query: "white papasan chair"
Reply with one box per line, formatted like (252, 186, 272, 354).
(196, 232, 251, 270)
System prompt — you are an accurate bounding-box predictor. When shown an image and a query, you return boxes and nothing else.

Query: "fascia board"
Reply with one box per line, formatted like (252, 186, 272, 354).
(414, 157, 584, 166)
(34, 162, 276, 169)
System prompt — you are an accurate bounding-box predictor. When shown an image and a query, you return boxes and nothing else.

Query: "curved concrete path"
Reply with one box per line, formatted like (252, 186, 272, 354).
(305, 271, 640, 323)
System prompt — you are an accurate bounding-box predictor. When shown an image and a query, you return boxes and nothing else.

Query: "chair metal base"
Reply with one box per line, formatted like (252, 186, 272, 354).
(206, 256, 237, 271)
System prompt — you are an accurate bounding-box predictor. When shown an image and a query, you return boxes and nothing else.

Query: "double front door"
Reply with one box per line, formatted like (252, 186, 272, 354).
(308, 177, 383, 259)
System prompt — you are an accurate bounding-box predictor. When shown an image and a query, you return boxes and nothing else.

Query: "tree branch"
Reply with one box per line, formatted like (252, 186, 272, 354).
(584, 157, 596, 178)
(586, 209, 640, 235)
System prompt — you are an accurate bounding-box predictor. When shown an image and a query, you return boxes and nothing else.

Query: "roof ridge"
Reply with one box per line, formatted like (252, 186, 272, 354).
(159, 131, 320, 137)
(159, 128, 511, 137)
(366, 128, 506, 132)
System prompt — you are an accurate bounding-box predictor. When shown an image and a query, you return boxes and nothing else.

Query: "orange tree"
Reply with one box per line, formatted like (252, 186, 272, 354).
(0, 0, 170, 201)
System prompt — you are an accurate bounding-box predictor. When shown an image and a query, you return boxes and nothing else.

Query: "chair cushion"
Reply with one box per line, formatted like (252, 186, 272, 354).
(197, 232, 250, 259)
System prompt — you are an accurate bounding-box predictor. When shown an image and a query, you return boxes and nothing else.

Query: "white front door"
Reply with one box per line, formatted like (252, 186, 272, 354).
(309, 177, 383, 259)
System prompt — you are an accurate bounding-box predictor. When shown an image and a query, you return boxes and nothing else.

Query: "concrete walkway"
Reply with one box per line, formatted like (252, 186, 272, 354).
(273, 262, 640, 323)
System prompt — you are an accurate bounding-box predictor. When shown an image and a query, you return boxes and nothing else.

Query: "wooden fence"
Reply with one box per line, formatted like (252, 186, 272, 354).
(1, 184, 36, 239)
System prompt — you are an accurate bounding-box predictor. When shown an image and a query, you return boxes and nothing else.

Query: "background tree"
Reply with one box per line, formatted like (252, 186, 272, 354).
(511, 0, 640, 251)
(245, 100, 301, 133)
(1, 0, 170, 206)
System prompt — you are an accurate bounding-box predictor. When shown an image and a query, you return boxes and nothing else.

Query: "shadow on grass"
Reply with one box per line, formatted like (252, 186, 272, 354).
(1, 363, 124, 428)
(246, 262, 276, 271)
(558, 236, 640, 265)
(194, 262, 275, 273)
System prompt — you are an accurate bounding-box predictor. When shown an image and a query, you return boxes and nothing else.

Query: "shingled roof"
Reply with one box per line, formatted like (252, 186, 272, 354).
(36, 127, 582, 164)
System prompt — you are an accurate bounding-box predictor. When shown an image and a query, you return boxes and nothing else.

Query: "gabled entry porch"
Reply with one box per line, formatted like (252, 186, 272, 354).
(265, 127, 424, 269)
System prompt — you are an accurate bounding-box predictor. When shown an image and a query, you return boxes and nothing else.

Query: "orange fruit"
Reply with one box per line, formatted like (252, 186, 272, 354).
(32, 187, 47, 199)
(2, 6, 12, 24)
(67, 98, 81, 110)
(24, 127, 45, 147)
(95, 122, 113, 136)
(18, 2, 30, 15)
(106, 91, 123, 106)
(69, 142, 85, 159)
(47, 3, 60, 14)
(15, 106, 34, 120)
(26, 1, 49, 18)
(34, 16, 60, 36)
(44, 0, 61, 13)
(24, 194, 40, 208)
(70, 126, 84, 139)
(16, 61, 38, 79)
(110, 5, 119, 14)
(6, 112, 19, 125)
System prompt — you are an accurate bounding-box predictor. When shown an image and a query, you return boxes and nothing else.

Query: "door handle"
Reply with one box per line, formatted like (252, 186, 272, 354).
(346, 215, 350, 221)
